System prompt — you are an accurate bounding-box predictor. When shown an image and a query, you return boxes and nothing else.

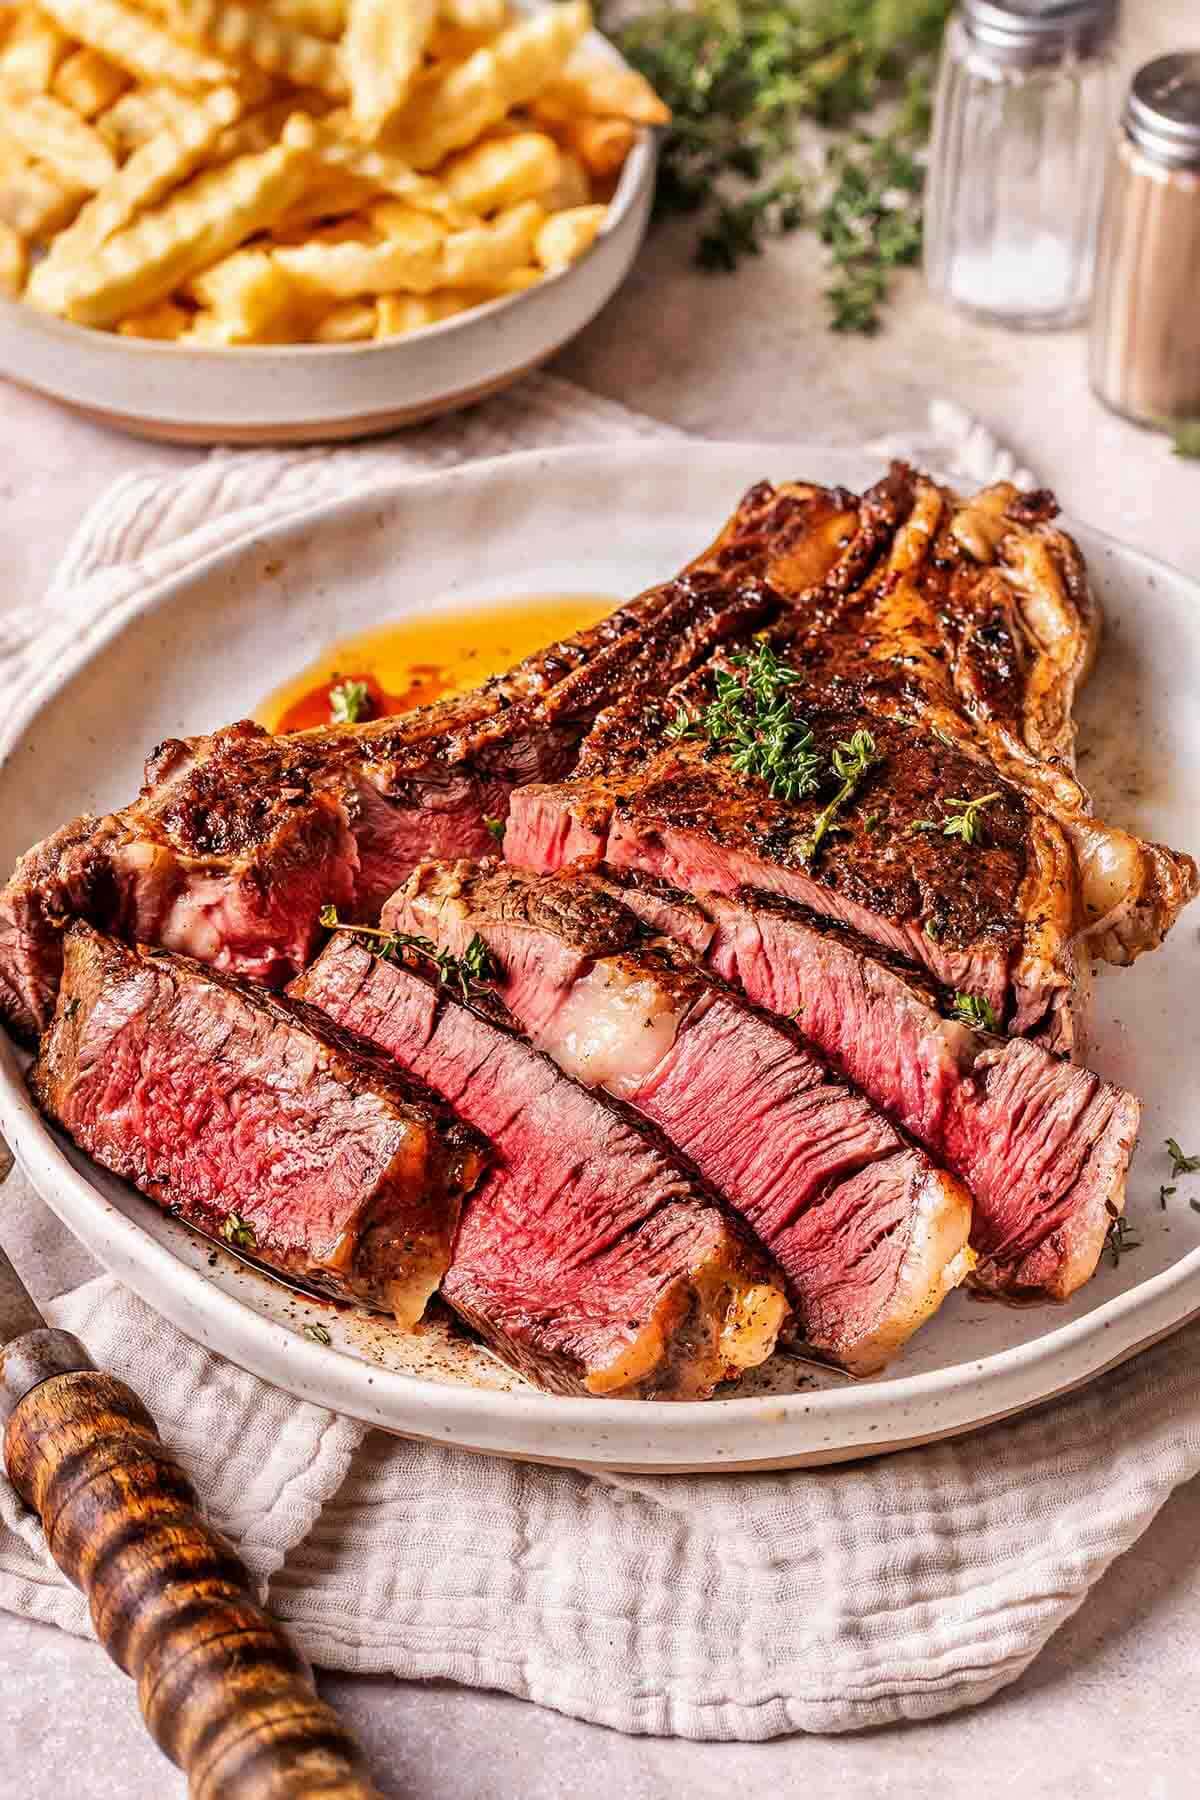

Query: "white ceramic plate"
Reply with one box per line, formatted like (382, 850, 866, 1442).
(2, 442, 1197, 1472)
(0, 26, 655, 446)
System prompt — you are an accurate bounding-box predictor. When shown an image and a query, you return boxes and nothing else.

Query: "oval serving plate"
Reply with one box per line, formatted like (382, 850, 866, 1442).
(1, 441, 1197, 1472)
(0, 26, 655, 447)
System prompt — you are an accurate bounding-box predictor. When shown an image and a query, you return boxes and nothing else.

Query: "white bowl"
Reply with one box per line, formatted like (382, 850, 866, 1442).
(0, 35, 656, 445)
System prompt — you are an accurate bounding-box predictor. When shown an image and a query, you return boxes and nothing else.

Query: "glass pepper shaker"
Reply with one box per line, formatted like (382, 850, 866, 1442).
(1090, 54, 1200, 430)
(924, 0, 1120, 329)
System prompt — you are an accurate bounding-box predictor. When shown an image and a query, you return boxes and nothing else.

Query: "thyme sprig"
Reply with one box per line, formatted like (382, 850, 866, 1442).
(799, 728, 878, 864)
(329, 679, 371, 725)
(1106, 1215, 1141, 1268)
(1166, 1138, 1200, 1177)
(914, 792, 1003, 847)
(604, 0, 952, 332)
(949, 992, 999, 1033)
(671, 643, 824, 803)
(220, 1211, 257, 1250)
(319, 906, 497, 1002)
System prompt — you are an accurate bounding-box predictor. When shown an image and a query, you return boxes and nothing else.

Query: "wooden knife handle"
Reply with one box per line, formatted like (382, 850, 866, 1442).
(4, 1347, 383, 1799)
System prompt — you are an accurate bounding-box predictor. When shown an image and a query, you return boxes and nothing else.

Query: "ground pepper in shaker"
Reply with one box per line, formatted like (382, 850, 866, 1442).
(924, 0, 1120, 329)
(1090, 53, 1200, 432)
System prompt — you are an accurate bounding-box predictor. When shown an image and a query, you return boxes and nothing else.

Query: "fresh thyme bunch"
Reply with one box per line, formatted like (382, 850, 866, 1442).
(601, 0, 954, 331)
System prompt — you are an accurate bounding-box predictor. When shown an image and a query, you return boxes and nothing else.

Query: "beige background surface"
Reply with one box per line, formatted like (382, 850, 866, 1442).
(3, 3, 1200, 1793)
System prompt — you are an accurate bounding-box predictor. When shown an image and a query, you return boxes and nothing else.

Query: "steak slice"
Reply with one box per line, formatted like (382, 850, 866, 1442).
(30, 923, 488, 1325)
(507, 466, 1197, 1048)
(0, 562, 777, 1044)
(597, 872, 1141, 1300)
(291, 935, 789, 1398)
(384, 860, 974, 1373)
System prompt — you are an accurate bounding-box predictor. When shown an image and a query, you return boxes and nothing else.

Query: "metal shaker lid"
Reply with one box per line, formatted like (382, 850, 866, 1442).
(962, 0, 1119, 63)
(1124, 53, 1200, 170)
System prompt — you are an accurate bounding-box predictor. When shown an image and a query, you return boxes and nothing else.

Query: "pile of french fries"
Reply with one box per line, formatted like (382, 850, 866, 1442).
(0, 0, 667, 344)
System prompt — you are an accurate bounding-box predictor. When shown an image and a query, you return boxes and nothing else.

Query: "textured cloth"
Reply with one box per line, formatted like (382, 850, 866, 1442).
(0, 372, 1186, 1743)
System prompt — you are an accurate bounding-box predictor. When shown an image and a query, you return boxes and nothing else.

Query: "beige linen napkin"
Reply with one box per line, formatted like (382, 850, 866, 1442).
(3, 372, 1187, 1743)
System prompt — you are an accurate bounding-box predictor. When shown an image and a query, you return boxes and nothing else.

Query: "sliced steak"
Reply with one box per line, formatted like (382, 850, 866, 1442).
(30, 923, 487, 1325)
(0, 552, 778, 1043)
(0, 722, 361, 1043)
(506, 693, 1071, 1040)
(291, 934, 789, 1398)
(5, 464, 1193, 1049)
(507, 466, 1197, 1047)
(598, 873, 1141, 1300)
(384, 860, 973, 1372)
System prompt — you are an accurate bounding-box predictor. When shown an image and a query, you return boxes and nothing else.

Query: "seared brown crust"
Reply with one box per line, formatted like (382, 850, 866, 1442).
(0, 500, 787, 1042)
(517, 465, 1195, 1045)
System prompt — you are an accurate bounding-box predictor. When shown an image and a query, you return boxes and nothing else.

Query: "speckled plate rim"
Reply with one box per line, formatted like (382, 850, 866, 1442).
(1, 440, 1197, 1472)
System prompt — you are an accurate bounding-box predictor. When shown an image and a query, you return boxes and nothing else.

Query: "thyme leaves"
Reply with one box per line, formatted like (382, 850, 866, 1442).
(319, 906, 498, 1003)
(799, 728, 878, 865)
(220, 1211, 257, 1250)
(948, 992, 999, 1033)
(914, 791, 1003, 847)
(329, 679, 371, 725)
(669, 643, 824, 804)
(605, 0, 952, 332)
(1166, 1137, 1200, 1177)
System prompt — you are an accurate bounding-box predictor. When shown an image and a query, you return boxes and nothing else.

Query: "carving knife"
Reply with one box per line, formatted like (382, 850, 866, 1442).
(0, 1134, 382, 1799)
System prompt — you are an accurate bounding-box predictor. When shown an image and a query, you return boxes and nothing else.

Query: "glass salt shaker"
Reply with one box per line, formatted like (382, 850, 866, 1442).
(1090, 53, 1200, 430)
(924, 0, 1120, 329)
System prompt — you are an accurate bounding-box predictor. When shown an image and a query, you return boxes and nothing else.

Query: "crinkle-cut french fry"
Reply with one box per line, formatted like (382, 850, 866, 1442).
(344, 0, 436, 141)
(486, 262, 541, 293)
(437, 195, 541, 286)
(184, 244, 297, 339)
(180, 306, 290, 344)
(426, 23, 499, 64)
(52, 49, 132, 120)
(540, 60, 670, 127)
(541, 145, 590, 212)
(386, 0, 590, 171)
(437, 0, 506, 32)
(282, 112, 458, 217)
(211, 92, 328, 160)
(270, 175, 376, 236)
(167, 0, 348, 100)
(116, 297, 193, 338)
(36, 0, 239, 89)
(440, 130, 559, 215)
(43, 86, 241, 264)
(0, 132, 85, 236)
(312, 297, 375, 340)
(534, 199, 603, 269)
(375, 287, 475, 334)
(266, 0, 347, 36)
(95, 84, 178, 152)
(27, 140, 312, 324)
(558, 113, 634, 178)
(292, 213, 377, 243)
(0, 9, 72, 95)
(0, 91, 119, 190)
(273, 208, 442, 296)
(0, 219, 27, 294)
